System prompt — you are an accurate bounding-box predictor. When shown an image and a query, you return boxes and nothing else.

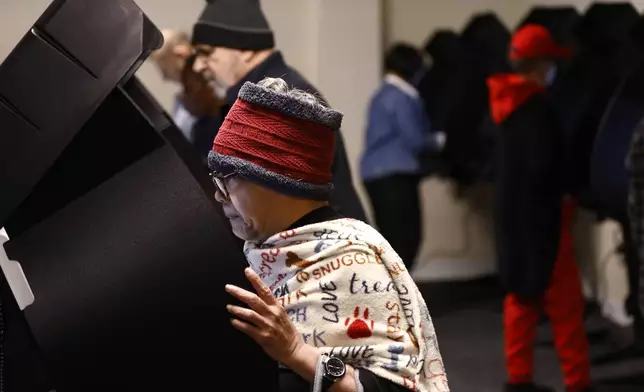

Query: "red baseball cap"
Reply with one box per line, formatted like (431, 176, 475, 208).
(510, 24, 572, 61)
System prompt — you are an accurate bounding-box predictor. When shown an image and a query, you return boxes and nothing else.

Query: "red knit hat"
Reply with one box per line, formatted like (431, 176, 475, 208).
(208, 80, 342, 200)
(510, 24, 572, 61)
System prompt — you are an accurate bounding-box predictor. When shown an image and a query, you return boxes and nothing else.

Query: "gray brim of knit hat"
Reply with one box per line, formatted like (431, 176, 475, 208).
(208, 152, 334, 200)
(208, 81, 344, 200)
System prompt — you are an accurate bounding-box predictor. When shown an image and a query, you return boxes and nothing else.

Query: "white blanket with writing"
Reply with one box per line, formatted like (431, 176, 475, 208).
(244, 218, 449, 392)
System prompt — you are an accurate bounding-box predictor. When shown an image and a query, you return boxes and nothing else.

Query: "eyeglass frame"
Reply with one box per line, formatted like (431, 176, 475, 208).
(210, 171, 236, 199)
(192, 46, 214, 58)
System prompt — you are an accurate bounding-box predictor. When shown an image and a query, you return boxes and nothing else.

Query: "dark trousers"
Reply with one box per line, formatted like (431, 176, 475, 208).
(364, 174, 422, 270)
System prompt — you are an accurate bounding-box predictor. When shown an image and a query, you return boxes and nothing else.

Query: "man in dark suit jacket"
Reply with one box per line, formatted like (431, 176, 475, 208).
(189, 0, 366, 222)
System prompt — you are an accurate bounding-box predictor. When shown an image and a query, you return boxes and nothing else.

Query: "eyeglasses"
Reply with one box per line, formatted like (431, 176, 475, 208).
(210, 171, 236, 199)
(192, 46, 214, 58)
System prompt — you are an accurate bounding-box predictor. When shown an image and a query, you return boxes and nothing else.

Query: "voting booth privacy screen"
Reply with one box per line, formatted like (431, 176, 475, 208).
(0, 1, 277, 391)
(418, 14, 510, 184)
(418, 3, 644, 224)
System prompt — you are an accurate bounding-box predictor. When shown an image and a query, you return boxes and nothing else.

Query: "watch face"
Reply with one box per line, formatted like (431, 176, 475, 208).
(325, 357, 346, 378)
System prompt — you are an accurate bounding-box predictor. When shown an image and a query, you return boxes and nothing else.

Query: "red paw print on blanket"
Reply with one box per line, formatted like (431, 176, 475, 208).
(345, 306, 374, 339)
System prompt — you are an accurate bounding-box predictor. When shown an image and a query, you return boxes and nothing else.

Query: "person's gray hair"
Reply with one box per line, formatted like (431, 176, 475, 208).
(237, 77, 342, 130)
(256, 77, 327, 108)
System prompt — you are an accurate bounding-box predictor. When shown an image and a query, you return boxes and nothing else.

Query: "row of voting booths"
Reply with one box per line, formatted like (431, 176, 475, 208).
(421, 2, 644, 224)
(0, 0, 277, 391)
(419, 1, 644, 380)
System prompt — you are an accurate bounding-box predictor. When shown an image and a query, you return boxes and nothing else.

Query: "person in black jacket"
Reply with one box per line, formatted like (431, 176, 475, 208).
(487, 25, 592, 392)
(189, 0, 366, 222)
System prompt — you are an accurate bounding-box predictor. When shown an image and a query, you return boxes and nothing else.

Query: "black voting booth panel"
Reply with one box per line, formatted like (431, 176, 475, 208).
(419, 30, 485, 182)
(590, 13, 644, 221)
(590, 65, 644, 222)
(0, 1, 277, 391)
(420, 13, 510, 185)
(549, 2, 641, 207)
(460, 12, 511, 75)
(0, 0, 157, 225)
(417, 30, 468, 177)
(576, 2, 641, 45)
(420, 30, 469, 134)
(632, 13, 644, 53)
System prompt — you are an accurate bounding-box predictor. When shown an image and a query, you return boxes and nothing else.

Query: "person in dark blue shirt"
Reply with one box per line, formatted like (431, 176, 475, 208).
(360, 43, 444, 269)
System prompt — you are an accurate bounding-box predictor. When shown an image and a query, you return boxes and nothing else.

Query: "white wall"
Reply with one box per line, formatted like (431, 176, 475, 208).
(312, 0, 382, 217)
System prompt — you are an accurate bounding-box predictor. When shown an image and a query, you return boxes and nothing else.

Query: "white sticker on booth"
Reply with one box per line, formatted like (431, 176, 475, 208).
(1, 229, 35, 310)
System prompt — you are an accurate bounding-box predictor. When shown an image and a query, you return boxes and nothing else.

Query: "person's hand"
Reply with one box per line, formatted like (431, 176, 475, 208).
(226, 268, 304, 365)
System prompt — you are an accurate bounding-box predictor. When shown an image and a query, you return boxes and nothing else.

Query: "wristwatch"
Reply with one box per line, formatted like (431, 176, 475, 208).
(321, 354, 346, 390)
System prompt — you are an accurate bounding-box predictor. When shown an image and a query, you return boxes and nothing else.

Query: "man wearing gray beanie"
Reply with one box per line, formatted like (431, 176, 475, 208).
(191, 0, 367, 222)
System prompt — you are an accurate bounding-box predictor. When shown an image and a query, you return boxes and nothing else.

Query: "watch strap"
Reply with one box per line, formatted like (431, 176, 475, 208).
(322, 374, 334, 391)
(312, 354, 326, 392)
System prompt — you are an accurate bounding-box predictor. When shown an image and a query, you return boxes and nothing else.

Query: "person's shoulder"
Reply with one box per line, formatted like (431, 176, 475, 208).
(372, 84, 413, 110)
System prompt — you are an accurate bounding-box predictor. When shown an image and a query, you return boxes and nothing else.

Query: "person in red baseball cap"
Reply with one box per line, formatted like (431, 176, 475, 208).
(487, 25, 593, 392)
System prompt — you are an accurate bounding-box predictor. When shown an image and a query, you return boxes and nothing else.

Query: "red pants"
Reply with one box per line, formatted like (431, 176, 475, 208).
(504, 199, 591, 391)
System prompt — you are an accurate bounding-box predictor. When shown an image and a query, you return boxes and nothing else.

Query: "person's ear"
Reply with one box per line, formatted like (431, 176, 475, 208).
(173, 44, 192, 59)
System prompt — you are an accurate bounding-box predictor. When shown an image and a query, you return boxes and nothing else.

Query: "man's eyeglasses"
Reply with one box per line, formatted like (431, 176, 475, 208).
(192, 46, 214, 58)
(210, 171, 236, 199)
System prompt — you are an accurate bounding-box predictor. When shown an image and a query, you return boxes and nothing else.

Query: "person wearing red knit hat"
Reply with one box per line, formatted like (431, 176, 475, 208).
(215, 77, 450, 392)
(487, 25, 593, 392)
